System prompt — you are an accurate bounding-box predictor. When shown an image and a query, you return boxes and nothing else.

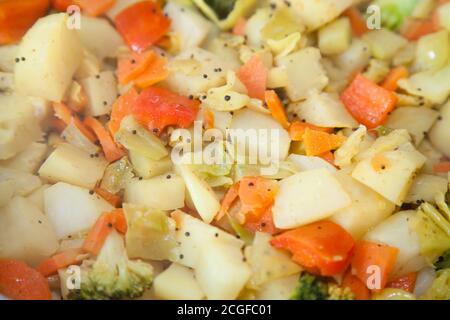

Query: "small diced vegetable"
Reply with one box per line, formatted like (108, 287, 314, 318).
(352, 146, 426, 205)
(362, 29, 408, 60)
(125, 174, 185, 211)
(271, 220, 355, 276)
(0, 95, 42, 160)
(153, 263, 204, 300)
(129, 152, 172, 179)
(330, 171, 396, 239)
(287, 154, 337, 173)
(0, 142, 47, 174)
(0, 197, 58, 266)
(44, 182, 114, 239)
(0, 44, 18, 72)
(318, 17, 352, 55)
(385, 106, 439, 145)
(256, 274, 300, 300)
(81, 71, 118, 117)
(276, 47, 329, 101)
(272, 168, 351, 229)
(0, 167, 42, 197)
(364, 211, 426, 278)
(341, 74, 398, 129)
(351, 240, 399, 290)
(15, 13, 82, 102)
(194, 239, 251, 300)
(38, 143, 108, 190)
(290, 91, 358, 128)
(414, 30, 450, 72)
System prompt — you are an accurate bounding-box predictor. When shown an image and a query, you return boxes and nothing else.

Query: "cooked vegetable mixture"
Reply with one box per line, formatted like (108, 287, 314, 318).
(0, 0, 450, 301)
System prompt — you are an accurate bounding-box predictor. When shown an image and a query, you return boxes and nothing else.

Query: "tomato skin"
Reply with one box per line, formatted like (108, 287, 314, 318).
(271, 221, 355, 276)
(115, 1, 171, 53)
(0, 259, 52, 300)
(133, 87, 199, 133)
(0, 0, 50, 45)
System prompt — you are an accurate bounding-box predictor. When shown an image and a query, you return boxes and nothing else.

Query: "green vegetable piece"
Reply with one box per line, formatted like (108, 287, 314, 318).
(421, 269, 450, 300)
(435, 249, 450, 270)
(371, 0, 419, 30)
(290, 273, 355, 300)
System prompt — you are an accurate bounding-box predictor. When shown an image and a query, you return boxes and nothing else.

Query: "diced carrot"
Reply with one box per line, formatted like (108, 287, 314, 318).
(382, 66, 409, 92)
(117, 51, 157, 85)
(237, 54, 268, 101)
(265, 90, 290, 129)
(109, 87, 139, 136)
(289, 121, 333, 141)
(243, 207, 278, 235)
(36, 249, 85, 277)
(204, 109, 215, 130)
(115, 1, 171, 53)
(340, 74, 398, 129)
(0, 0, 50, 45)
(303, 128, 346, 157)
(49, 117, 67, 134)
(82, 212, 115, 255)
(387, 272, 417, 293)
(111, 208, 127, 234)
(51, 0, 74, 11)
(134, 54, 169, 89)
(433, 161, 450, 173)
(52, 102, 97, 142)
(84, 117, 125, 163)
(343, 7, 369, 37)
(0, 259, 51, 300)
(233, 17, 247, 36)
(216, 183, 240, 221)
(239, 177, 277, 214)
(342, 272, 371, 300)
(401, 18, 439, 41)
(95, 187, 122, 208)
(73, 0, 115, 16)
(351, 240, 399, 291)
(271, 221, 355, 276)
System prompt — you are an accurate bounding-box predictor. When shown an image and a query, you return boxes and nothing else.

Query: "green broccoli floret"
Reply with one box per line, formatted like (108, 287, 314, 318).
(371, 0, 418, 30)
(69, 230, 153, 300)
(435, 249, 450, 270)
(291, 273, 355, 300)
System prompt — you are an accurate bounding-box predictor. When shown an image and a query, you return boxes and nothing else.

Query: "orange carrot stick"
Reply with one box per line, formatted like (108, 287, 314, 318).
(95, 187, 122, 208)
(111, 208, 127, 234)
(381, 66, 409, 91)
(84, 116, 125, 163)
(82, 212, 115, 255)
(265, 90, 290, 129)
(52, 102, 97, 142)
(36, 249, 85, 277)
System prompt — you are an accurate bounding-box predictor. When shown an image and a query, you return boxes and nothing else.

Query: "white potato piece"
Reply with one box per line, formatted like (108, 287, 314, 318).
(318, 17, 351, 55)
(405, 174, 448, 204)
(0, 167, 42, 197)
(287, 154, 337, 173)
(129, 152, 172, 179)
(125, 174, 185, 211)
(0, 44, 18, 72)
(362, 29, 408, 60)
(329, 171, 395, 239)
(429, 100, 450, 157)
(352, 146, 427, 205)
(164, 48, 227, 96)
(154, 263, 205, 300)
(0, 197, 58, 266)
(81, 71, 118, 116)
(418, 139, 444, 174)
(276, 47, 328, 101)
(356, 129, 411, 161)
(76, 16, 124, 59)
(175, 164, 220, 223)
(256, 274, 300, 300)
(231, 108, 291, 163)
(74, 49, 102, 80)
(170, 210, 244, 268)
(364, 211, 427, 278)
(273, 168, 352, 229)
(165, 2, 213, 50)
(0, 72, 14, 91)
(0, 142, 47, 173)
(15, 13, 82, 102)
(38, 143, 107, 190)
(195, 239, 251, 300)
(44, 182, 114, 239)
(247, 232, 301, 289)
(385, 107, 439, 146)
(274, 0, 353, 31)
(0, 95, 42, 160)
(0, 180, 14, 207)
(334, 39, 371, 73)
(26, 184, 50, 213)
(290, 91, 358, 128)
